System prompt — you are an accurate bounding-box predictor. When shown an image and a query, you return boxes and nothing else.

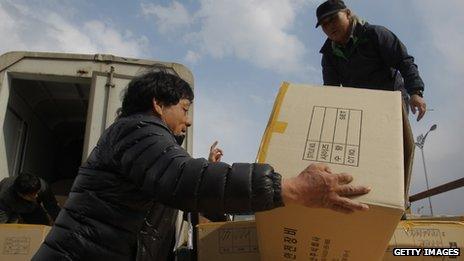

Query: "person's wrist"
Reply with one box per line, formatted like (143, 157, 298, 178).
(409, 90, 423, 98)
(281, 178, 297, 205)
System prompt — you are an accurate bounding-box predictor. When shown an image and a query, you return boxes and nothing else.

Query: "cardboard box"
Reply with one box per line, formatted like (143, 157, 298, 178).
(384, 220, 464, 260)
(0, 224, 51, 261)
(256, 82, 414, 261)
(197, 220, 260, 261)
(404, 215, 464, 222)
(197, 219, 464, 261)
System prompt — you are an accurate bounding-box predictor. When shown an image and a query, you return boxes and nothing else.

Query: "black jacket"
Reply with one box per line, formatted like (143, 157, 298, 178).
(33, 113, 283, 261)
(0, 176, 60, 224)
(320, 21, 424, 95)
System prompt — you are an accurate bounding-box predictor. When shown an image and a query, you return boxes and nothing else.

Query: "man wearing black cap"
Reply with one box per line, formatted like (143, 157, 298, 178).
(316, 0, 427, 121)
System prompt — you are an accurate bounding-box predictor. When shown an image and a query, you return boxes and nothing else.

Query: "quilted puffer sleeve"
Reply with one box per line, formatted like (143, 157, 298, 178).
(372, 25, 424, 94)
(112, 120, 284, 214)
(322, 54, 341, 87)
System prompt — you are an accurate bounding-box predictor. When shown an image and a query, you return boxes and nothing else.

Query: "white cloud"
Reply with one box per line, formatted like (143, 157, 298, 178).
(412, 1, 464, 77)
(191, 0, 309, 74)
(184, 50, 201, 64)
(141, 1, 191, 33)
(143, 0, 312, 75)
(0, 3, 28, 51)
(409, 0, 464, 166)
(83, 21, 149, 57)
(407, 0, 464, 215)
(0, 1, 148, 58)
(249, 94, 273, 106)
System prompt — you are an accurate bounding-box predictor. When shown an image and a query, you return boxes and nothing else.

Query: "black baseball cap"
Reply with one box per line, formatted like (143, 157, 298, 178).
(315, 0, 347, 28)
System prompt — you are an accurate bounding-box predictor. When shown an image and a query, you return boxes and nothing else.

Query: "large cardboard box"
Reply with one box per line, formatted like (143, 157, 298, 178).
(384, 220, 464, 260)
(256, 82, 414, 261)
(0, 224, 51, 261)
(197, 220, 259, 261)
(197, 219, 464, 261)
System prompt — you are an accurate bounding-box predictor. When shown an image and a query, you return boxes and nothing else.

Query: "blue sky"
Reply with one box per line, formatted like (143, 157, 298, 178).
(1, 0, 463, 215)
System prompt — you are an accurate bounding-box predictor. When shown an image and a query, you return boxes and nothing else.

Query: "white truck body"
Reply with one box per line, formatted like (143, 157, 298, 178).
(0, 51, 194, 181)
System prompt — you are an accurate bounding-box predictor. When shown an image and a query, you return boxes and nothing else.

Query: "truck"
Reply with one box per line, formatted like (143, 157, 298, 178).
(0, 51, 194, 183)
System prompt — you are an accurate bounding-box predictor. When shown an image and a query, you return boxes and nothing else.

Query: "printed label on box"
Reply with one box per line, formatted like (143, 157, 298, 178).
(303, 106, 362, 167)
(219, 226, 258, 254)
(2, 237, 30, 255)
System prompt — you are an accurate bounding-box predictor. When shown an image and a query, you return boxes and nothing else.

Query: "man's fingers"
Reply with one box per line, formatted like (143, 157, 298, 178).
(410, 103, 417, 114)
(210, 141, 218, 150)
(333, 196, 369, 211)
(417, 105, 426, 121)
(336, 173, 353, 185)
(208, 141, 222, 163)
(337, 184, 371, 196)
(330, 204, 354, 214)
(311, 163, 332, 173)
(322, 164, 332, 173)
(417, 111, 424, 121)
(212, 149, 223, 156)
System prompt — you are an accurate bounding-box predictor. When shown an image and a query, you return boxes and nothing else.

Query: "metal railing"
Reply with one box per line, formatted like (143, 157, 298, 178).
(409, 177, 464, 203)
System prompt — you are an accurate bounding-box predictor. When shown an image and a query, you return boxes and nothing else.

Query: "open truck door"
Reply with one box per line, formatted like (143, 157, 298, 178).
(82, 65, 134, 160)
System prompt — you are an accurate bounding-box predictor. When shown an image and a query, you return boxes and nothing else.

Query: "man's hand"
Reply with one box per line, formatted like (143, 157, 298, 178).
(410, 94, 426, 121)
(281, 163, 370, 214)
(208, 141, 223, 162)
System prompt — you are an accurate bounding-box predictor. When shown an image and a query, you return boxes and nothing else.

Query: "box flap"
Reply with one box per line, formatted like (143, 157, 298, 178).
(402, 102, 415, 202)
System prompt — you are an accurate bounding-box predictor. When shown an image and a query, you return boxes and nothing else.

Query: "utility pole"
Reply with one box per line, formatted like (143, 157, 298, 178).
(415, 124, 437, 215)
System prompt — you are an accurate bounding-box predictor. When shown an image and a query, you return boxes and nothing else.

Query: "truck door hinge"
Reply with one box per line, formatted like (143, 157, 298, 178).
(106, 66, 115, 88)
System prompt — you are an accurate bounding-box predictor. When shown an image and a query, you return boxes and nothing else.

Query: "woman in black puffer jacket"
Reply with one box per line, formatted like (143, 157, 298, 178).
(33, 68, 370, 261)
(32, 69, 284, 261)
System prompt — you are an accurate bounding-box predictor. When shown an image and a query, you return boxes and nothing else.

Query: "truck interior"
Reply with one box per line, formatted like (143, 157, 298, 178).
(3, 75, 91, 202)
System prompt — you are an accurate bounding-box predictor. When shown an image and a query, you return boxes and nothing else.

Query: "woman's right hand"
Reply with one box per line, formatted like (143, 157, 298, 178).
(281, 163, 371, 214)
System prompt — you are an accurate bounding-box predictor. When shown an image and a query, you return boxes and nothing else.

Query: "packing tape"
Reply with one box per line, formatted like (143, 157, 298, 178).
(273, 121, 288, 133)
(257, 82, 289, 163)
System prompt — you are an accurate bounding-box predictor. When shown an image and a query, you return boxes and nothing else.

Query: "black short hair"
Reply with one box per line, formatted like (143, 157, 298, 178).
(118, 67, 194, 118)
(13, 172, 41, 195)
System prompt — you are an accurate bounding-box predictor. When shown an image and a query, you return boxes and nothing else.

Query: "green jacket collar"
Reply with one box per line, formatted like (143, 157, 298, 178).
(330, 17, 367, 60)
